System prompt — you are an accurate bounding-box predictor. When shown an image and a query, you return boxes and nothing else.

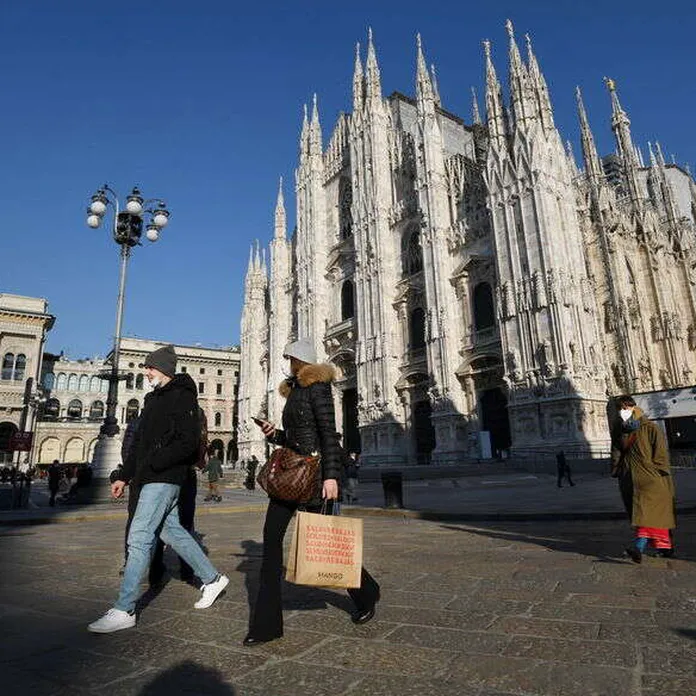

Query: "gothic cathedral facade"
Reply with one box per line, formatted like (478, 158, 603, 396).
(237, 23, 696, 466)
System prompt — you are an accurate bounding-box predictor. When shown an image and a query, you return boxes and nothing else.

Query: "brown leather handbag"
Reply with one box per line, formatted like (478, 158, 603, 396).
(257, 447, 321, 503)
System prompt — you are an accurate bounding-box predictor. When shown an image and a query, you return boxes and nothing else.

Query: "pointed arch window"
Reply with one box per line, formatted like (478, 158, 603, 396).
(2, 353, 14, 381)
(215, 412, 222, 427)
(410, 307, 426, 350)
(125, 373, 134, 390)
(341, 280, 355, 320)
(339, 177, 353, 239)
(56, 373, 67, 391)
(473, 282, 496, 331)
(90, 376, 100, 392)
(67, 374, 78, 392)
(135, 374, 144, 390)
(78, 374, 89, 392)
(402, 227, 424, 276)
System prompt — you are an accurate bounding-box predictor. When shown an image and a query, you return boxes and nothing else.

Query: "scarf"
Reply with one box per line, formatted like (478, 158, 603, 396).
(621, 418, 640, 433)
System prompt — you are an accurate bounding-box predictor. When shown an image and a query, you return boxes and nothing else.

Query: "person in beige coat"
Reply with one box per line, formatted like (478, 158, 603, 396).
(610, 395, 676, 562)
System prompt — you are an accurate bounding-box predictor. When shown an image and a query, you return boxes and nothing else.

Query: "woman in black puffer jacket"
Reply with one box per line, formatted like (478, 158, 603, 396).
(244, 339, 380, 646)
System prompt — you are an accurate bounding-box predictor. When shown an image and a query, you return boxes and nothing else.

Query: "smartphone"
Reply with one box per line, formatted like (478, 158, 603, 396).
(252, 417, 266, 427)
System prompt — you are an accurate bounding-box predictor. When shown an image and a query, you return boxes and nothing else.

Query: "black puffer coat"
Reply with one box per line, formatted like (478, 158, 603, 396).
(119, 373, 200, 487)
(269, 363, 342, 486)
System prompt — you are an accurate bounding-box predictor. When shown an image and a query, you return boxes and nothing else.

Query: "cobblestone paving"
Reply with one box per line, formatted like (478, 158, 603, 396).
(1, 510, 695, 695)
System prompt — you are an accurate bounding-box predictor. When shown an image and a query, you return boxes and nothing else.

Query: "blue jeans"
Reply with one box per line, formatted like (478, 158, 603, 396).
(115, 483, 218, 613)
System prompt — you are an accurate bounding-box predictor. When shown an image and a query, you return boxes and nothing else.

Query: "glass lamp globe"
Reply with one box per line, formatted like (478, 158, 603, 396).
(153, 211, 169, 228)
(146, 226, 160, 242)
(87, 215, 101, 229)
(90, 199, 107, 216)
(126, 198, 143, 215)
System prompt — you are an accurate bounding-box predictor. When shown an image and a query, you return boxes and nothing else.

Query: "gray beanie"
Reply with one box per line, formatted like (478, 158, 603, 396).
(143, 345, 177, 377)
(283, 338, 316, 365)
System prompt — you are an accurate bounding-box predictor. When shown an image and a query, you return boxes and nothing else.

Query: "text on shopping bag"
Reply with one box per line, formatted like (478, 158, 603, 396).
(289, 511, 363, 588)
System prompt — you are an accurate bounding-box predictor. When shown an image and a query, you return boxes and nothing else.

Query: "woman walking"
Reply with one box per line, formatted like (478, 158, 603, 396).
(244, 338, 380, 646)
(610, 394, 676, 562)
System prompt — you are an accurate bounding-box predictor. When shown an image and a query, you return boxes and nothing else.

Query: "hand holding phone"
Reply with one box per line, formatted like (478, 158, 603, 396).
(253, 417, 275, 437)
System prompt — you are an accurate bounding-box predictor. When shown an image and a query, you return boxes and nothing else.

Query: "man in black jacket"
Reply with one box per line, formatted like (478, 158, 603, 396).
(88, 345, 228, 634)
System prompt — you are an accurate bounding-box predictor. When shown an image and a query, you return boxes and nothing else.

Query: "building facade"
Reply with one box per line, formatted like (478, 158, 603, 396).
(238, 24, 696, 465)
(0, 294, 55, 464)
(35, 337, 241, 465)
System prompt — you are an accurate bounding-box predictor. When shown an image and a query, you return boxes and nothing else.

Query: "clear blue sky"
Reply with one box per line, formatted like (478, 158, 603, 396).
(1, 1, 694, 358)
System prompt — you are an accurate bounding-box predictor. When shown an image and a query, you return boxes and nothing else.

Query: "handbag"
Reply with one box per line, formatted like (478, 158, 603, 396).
(257, 447, 321, 503)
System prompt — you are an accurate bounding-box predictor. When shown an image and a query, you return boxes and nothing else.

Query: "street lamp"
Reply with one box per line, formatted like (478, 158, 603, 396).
(86, 185, 170, 478)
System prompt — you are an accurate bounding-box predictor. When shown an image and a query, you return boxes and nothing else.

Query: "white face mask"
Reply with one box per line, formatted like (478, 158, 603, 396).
(619, 408, 633, 422)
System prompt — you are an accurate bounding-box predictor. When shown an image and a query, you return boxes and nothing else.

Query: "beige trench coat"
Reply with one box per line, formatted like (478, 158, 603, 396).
(611, 414, 676, 529)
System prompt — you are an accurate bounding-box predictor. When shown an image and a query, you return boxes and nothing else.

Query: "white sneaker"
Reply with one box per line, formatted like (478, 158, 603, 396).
(88, 608, 136, 634)
(194, 574, 229, 609)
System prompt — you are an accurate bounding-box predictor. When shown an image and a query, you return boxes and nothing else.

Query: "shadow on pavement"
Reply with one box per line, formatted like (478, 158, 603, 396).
(440, 518, 696, 564)
(235, 539, 353, 615)
(138, 660, 235, 695)
(0, 477, 128, 525)
(675, 628, 696, 642)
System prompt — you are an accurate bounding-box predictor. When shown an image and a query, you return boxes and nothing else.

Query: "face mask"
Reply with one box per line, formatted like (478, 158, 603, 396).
(619, 408, 633, 422)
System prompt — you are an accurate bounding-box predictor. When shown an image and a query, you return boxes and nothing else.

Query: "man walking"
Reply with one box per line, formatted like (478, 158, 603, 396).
(88, 345, 228, 633)
(47, 460, 61, 507)
(556, 450, 574, 488)
(204, 447, 223, 502)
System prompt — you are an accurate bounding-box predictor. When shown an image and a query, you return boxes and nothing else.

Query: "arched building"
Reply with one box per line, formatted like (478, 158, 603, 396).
(34, 338, 241, 466)
(0, 294, 55, 465)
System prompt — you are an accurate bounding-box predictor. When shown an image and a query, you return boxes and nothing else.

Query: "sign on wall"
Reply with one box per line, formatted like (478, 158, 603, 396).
(8, 432, 33, 452)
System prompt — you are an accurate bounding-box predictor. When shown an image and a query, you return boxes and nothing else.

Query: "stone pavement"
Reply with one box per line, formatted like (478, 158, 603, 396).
(4, 468, 696, 525)
(1, 506, 696, 695)
(346, 468, 696, 519)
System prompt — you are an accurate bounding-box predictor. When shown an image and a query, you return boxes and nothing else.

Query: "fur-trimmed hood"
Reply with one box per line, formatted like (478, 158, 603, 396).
(279, 363, 336, 399)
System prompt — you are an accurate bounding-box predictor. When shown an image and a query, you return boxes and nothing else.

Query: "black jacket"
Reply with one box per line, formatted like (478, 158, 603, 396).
(269, 363, 342, 485)
(119, 373, 200, 487)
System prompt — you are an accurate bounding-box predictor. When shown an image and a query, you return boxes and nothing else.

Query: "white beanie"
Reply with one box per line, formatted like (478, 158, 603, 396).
(283, 338, 317, 365)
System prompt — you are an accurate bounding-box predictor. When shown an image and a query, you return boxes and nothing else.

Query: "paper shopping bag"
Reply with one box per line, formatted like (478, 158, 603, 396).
(286, 511, 299, 581)
(285, 511, 363, 589)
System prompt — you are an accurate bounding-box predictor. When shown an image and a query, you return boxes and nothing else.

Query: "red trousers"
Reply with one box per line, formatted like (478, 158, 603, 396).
(636, 526, 672, 548)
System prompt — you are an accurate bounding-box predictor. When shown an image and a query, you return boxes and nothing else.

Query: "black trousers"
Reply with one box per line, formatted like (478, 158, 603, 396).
(248, 497, 380, 640)
(124, 469, 198, 581)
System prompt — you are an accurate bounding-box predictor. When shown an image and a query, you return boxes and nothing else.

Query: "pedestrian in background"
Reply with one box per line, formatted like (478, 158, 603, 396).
(345, 451, 360, 503)
(48, 460, 61, 507)
(556, 450, 574, 488)
(204, 447, 223, 502)
(610, 394, 676, 562)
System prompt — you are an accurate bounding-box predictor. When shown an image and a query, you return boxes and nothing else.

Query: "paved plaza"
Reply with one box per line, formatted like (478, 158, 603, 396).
(2, 488, 696, 696)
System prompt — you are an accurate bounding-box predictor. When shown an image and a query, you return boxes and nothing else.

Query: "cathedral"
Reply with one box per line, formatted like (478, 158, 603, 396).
(237, 22, 696, 467)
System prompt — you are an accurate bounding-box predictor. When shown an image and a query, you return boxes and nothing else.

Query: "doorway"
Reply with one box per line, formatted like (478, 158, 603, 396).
(412, 400, 436, 464)
(479, 388, 511, 456)
(342, 388, 360, 453)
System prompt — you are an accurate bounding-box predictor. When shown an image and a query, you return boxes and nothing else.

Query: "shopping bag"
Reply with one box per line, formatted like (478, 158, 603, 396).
(285, 510, 363, 588)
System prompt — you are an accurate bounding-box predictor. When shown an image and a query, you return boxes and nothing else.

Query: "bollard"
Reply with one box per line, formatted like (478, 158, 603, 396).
(381, 471, 404, 509)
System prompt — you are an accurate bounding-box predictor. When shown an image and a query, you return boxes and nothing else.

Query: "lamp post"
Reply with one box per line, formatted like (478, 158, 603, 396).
(86, 185, 170, 478)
